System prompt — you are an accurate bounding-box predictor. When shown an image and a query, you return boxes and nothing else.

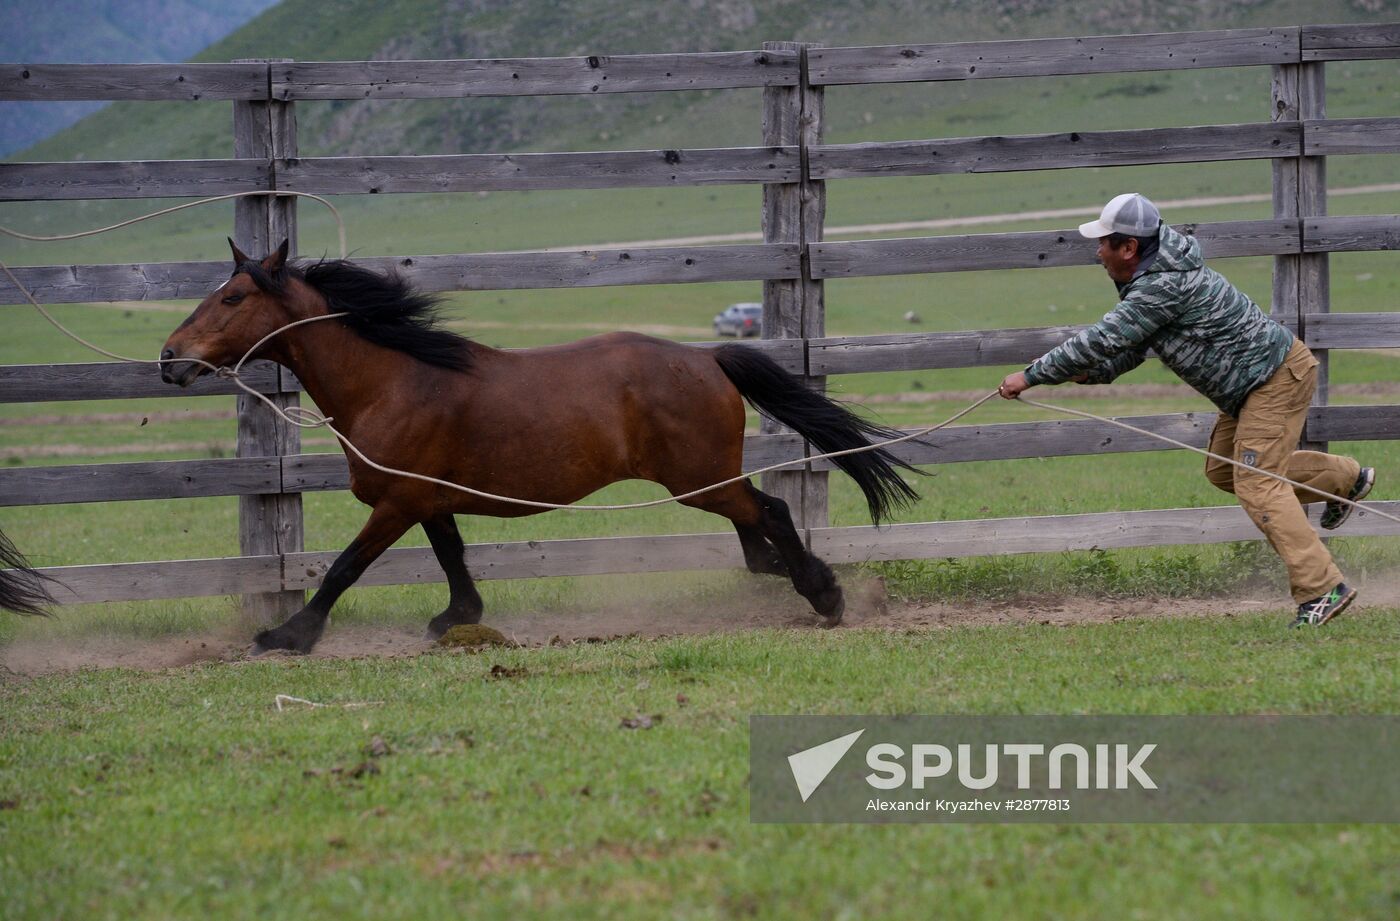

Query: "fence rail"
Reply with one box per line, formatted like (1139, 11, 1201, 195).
(272, 52, 801, 99)
(809, 123, 1301, 178)
(4, 21, 1400, 607)
(28, 501, 1400, 606)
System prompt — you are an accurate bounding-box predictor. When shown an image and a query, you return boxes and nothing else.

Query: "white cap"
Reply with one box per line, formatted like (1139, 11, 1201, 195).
(1078, 192, 1161, 238)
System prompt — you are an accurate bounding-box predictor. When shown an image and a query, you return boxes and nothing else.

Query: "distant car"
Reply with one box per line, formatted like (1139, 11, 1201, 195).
(713, 303, 763, 338)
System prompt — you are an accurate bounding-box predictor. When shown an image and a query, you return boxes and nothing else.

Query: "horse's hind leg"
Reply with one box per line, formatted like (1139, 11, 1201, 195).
(734, 523, 788, 576)
(683, 481, 843, 624)
(254, 504, 414, 654)
(422, 514, 484, 637)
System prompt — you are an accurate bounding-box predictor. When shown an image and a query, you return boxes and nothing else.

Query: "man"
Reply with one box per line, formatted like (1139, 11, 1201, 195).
(998, 193, 1375, 628)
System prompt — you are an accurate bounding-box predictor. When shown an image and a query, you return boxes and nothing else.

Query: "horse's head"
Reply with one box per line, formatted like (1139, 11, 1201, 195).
(160, 239, 299, 386)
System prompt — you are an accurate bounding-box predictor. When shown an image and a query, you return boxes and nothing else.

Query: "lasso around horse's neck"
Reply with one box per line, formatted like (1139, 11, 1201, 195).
(2, 193, 1394, 523)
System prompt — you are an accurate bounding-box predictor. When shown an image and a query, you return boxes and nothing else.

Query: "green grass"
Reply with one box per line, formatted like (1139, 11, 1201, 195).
(4, 618, 1400, 920)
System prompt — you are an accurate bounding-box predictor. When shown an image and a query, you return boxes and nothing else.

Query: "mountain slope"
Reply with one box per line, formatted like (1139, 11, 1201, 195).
(0, 0, 282, 156)
(15, 0, 1397, 163)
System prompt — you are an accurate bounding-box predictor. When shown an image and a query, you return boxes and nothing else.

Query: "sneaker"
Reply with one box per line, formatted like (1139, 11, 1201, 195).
(1320, 467, 1375, 530)
(1291, 583, 1357, 628)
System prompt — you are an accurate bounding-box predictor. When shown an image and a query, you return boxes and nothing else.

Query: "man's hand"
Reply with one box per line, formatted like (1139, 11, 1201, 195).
(998, 371, 1031, 400)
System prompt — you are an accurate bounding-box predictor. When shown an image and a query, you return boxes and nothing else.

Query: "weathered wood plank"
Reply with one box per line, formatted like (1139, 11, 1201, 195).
(1304, 215, 1400, 252)
(811, 327, 1094, 374)
(1304, 117, 1400, 155)
(811, 500, 1400, 564)
(285, 532, 749, 589)
(760, 41, 817, 531)
(358, 245, 801, 290)
(0, 63, 269, 101)
(810, 220, 1298, 278)
(1, 403, 1381, 513)
(1297, 63, 1330, 446)
(804, 405, 1394, 470)
(807, 314, 1400, 377)
(273, 51, 799, 100)
(681, 338, 805, 373)
(0, 261, 227, 305)
(0, 360, 280, 403)
(1306, 404, 1400, 442)
(234, 74, 305, 620)
(804, 413, 1217, 469)
(0, 346, 798, 409)
(277, 147, 799, 193)
(25, 496, 1399, 605)
(809, 123, 1300, 179)
(807, 28, 1300, 85)
(280, 432, 808, 494)
(1271, 63, 1301, 322)
(26, 555, 281, 605)
(1304, 313, 1400, 349)
(0, 160, 269, 201)
(0, 245, 799, 305)
(278, 339, 805, 396)
(1302, 24, 1400, 60)
(0, 458, 280, 506)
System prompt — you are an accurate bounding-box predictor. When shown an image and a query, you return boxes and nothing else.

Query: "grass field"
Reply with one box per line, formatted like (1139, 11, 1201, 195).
(5, 618, 1400, 920)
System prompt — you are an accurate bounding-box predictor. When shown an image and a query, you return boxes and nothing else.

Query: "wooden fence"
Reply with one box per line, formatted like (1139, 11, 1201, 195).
(3, 24, 1400, 610)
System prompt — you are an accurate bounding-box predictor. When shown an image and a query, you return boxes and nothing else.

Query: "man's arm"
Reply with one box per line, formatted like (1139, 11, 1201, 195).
(1000, 279, 1178, 399)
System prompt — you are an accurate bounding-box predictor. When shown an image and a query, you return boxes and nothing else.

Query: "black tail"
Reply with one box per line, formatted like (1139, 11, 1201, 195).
(0, 529, 55, 616)
(714, 344, 921, 524)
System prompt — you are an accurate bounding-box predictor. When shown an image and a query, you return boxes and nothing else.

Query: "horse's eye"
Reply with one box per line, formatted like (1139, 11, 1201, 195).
(222, 293, 244, 306)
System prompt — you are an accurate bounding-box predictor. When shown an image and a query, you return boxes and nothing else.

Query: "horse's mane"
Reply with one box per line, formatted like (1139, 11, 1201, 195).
(239, 258, 473, 372)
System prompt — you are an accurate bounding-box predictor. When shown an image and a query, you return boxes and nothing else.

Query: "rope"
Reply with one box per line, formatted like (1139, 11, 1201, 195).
(1, 193, 1392, 523)
(1014, 395, 1400, 525)
(0, 190, 348, 259)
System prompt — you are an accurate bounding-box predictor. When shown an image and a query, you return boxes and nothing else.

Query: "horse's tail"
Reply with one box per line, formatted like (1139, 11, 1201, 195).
(713, 343, 921, 524)
(0, 529, 55, 616)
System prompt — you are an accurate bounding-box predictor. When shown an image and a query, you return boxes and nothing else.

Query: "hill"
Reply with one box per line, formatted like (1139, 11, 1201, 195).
(16, 0, 1398, 163)
(0, 0, 281, 156)
(4, 0, 1399, 269)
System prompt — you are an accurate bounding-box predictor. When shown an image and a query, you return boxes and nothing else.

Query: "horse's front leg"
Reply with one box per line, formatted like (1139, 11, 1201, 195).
(422, 513, 484, 637)
(253, 503, 415, 655)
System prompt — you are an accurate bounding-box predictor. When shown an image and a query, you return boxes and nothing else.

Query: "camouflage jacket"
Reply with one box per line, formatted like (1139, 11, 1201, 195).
(1023, 223, 1293, 418)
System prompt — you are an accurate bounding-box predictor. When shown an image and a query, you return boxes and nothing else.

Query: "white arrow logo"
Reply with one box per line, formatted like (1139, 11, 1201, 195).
(787, 729, 865, 803)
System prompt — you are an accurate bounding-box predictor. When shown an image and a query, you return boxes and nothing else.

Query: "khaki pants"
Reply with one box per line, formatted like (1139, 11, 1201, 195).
(1205, 340, 1360, 602)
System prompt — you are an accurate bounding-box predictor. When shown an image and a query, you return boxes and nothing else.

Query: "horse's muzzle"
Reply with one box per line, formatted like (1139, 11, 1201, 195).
(159, 348, 203, 387)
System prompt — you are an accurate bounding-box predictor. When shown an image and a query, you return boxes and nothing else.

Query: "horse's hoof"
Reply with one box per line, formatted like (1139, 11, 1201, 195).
(816, 595, 845, 628)
(252, 629, 315, 656)
(427, 609, 483, 638)
(247, 642, 295, 658)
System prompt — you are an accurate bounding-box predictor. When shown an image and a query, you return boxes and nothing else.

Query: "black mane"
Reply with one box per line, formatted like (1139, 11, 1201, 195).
(239, 258, 473, 372)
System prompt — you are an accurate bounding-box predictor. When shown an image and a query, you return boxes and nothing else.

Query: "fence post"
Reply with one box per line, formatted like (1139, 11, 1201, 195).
(1297, 62, 1330, 452)
(761, 40, 828, 536)
(1271, 56, 1329, 452)
(232, 59, 304, 621)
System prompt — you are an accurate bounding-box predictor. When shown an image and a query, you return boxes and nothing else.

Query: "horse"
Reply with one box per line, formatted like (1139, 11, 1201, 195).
(159, 239, 920, 654)
(0, 529, 54, 616)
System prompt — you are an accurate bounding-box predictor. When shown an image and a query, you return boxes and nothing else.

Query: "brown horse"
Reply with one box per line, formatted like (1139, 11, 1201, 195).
(160, 240, 919, 654)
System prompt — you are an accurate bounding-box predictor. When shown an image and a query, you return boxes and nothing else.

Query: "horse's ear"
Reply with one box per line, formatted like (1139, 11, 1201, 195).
(228, 237, 251, 268)
(262, 238, 290, 273)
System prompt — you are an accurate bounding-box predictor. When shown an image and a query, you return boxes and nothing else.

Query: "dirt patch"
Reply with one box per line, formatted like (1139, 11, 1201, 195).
(1, 571, 1339, 678)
